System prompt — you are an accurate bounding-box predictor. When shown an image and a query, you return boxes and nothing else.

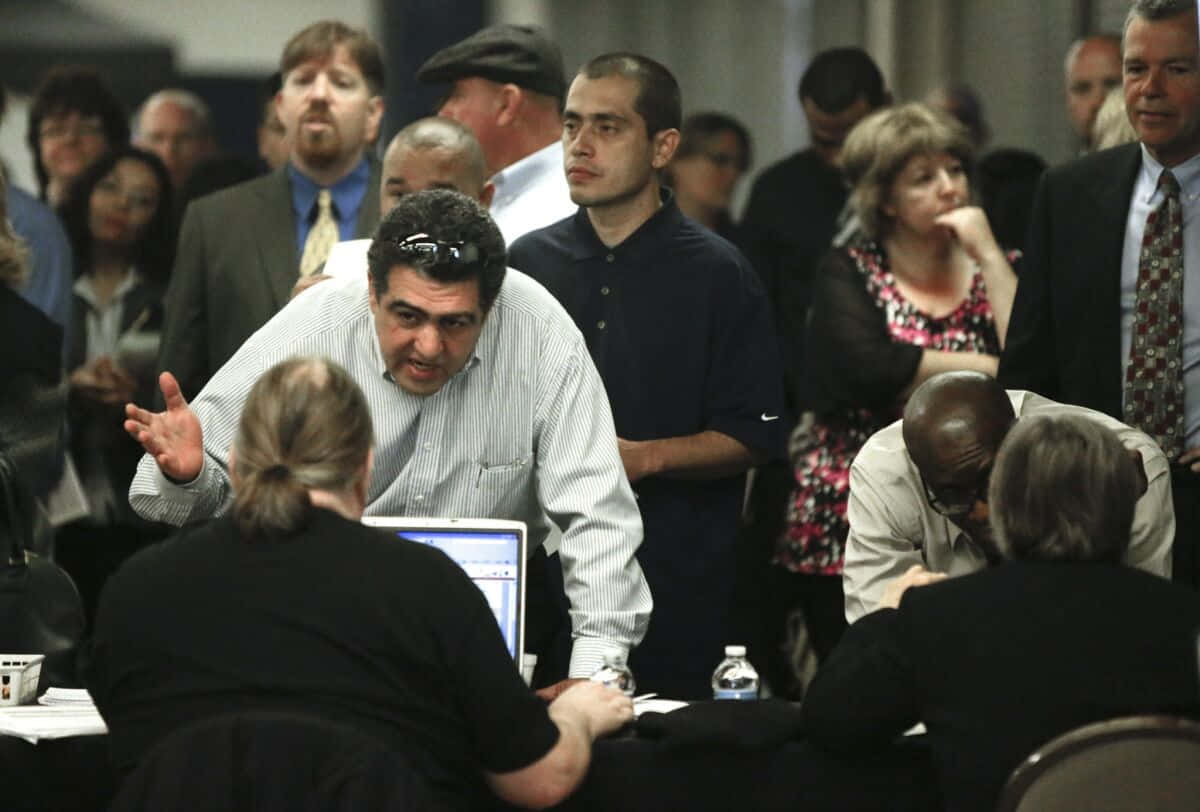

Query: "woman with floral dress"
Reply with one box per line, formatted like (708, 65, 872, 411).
(766, 103, 1019, 698)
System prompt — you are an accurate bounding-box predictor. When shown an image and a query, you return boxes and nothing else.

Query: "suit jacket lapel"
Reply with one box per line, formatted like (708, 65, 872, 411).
(1083, 144, 1143, 413)
(353, 156, 382, 238)
(255, 169, 300, 312)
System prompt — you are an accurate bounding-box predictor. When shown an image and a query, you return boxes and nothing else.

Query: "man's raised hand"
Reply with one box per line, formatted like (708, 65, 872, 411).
(124, 372, 205, 483)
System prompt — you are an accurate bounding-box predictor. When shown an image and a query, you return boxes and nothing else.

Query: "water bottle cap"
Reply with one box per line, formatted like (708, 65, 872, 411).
(724, 645, 746, 657)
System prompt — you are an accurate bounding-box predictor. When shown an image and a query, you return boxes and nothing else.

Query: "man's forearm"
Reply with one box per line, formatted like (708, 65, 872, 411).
(620, 430, 761, 482)
(486, 711, 591, 808)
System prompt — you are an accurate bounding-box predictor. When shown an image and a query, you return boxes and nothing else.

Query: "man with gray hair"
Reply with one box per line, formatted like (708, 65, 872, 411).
(132, 89, 219, 192)
(1001, 0, 1200, 587)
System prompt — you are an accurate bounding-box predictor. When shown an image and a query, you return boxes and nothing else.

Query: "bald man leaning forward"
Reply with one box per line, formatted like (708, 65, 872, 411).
(843, 371, 1173, 622)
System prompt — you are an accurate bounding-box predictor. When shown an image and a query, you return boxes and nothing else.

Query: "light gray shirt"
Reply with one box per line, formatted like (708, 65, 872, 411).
(129, 268, 652, 677)
(1120, 145, 1200, 450)
(843, 390, 1174, 622)
(489, 141, 576, 245)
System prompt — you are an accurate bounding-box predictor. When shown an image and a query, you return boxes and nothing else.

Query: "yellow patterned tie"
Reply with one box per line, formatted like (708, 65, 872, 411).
(299, 189, 338, 277)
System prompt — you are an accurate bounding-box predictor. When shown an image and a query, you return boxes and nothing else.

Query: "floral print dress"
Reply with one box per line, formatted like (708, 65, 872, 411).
(774, 239, 1005, 574)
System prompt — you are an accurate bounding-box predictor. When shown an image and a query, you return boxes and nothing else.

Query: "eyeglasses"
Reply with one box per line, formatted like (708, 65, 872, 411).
(39, 117, 105, 142)
(919, 469, 990, 518)
(389, 232, 481, 266)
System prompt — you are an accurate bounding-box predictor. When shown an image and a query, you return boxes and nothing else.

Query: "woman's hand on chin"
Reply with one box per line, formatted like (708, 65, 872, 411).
(933, 205, 1003, 266)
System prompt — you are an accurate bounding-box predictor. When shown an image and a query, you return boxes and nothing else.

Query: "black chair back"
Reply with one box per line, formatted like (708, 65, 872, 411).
(108, 710, 439, 811)
(997, 714, 1200, 812)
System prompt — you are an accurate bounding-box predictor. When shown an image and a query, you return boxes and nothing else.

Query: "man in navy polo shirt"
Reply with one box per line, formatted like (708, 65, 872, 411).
(509, 53, 784, 699)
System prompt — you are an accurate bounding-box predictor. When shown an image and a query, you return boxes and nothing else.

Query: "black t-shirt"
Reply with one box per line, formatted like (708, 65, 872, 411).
(86, 508, 559, 808)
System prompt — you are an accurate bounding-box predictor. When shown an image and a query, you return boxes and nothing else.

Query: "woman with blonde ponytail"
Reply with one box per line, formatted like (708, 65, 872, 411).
(230, 356, 373, 538)
(89, 355, 634, 810)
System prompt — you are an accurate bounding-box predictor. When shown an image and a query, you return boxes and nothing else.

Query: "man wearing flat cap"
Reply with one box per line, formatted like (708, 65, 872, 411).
(418, 23, 576, 244)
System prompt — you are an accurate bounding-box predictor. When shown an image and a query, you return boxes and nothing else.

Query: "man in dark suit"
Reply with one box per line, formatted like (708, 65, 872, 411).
(999, 0, 1200, 586)
(800, 411, 1200, 812)
(156, 21, 383, 400)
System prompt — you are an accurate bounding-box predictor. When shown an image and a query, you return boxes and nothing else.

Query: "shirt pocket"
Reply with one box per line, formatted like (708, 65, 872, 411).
(471, 455, 534, 518)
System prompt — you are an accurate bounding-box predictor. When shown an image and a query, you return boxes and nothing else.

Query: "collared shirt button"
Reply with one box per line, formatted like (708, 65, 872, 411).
(414, 494, 425, 502)
(423, 442, 433, 451)
(605, 253, 615, 263)
(600, 286, 610, 295)
(597, 320, 607, 329)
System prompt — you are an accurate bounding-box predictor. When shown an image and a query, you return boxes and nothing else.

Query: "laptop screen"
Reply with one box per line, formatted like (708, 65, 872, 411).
(363, 518, 525, 662)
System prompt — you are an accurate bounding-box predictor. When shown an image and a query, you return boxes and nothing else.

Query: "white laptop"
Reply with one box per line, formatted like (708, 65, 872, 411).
(362, 517, 527, 665)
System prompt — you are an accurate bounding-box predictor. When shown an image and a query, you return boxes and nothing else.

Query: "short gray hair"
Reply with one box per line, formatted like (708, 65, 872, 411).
(1124, 0, 1196, 38)
(390, 117, 488, 190)
(988, 413, 1139, 564)
(132, 89, 213, 139)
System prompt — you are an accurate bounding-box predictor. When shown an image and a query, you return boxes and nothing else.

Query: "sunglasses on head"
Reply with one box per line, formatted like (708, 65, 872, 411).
(389, 232, 481, 266)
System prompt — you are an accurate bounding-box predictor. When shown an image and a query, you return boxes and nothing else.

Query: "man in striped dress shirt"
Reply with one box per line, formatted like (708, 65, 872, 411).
(124, 189, 652, 688)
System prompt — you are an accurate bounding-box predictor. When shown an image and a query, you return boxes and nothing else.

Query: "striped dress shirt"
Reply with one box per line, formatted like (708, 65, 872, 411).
(129, 269, 651, 677)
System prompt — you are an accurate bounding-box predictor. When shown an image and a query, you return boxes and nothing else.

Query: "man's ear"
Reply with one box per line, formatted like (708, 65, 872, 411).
(651, 127, 680, 170)
(497, 84, 522, 127)
(367, 269, 379, 312)
(1127, 447, 1148, 498)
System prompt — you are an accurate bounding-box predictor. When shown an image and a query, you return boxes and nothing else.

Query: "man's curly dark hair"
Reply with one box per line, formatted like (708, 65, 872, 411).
(367, 189, 507, 310)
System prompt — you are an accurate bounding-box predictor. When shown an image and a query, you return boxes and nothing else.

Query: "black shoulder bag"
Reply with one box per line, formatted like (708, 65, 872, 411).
(0, 451, 86, 689)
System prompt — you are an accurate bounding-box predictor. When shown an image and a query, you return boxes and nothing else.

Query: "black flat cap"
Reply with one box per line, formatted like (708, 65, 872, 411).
(416, 24, 566, 101)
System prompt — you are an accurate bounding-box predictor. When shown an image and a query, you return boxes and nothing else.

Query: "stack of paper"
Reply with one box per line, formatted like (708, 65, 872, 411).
(0, 688, 107, 744)
(38, 688, 95, 706)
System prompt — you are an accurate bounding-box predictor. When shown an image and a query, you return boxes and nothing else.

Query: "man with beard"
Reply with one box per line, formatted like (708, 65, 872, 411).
(841, 371, 1172, 622)
(156, 21, 384, 400)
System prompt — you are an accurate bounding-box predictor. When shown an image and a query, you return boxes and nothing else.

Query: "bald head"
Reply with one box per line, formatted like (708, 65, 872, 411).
(903, 372, 1016, 471)
(380, 117, 493, 216)
(1064, 35, 1122, 147)
(901, 373, 1016, 537)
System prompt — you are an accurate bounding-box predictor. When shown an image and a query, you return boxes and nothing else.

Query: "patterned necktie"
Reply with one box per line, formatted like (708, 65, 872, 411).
(1124, 169, 1186, 459)
(299, 189, 338, 277)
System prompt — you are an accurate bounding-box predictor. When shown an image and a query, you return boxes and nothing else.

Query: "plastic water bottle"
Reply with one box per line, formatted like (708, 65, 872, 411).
(712, 645, 759, 700)
(589, 653, 636, 696)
